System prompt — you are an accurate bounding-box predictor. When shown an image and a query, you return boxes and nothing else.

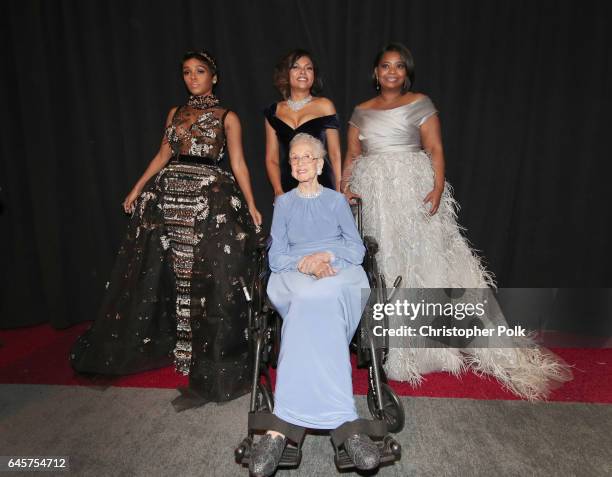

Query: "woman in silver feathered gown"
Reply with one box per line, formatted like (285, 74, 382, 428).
(342, 43, 571, 400)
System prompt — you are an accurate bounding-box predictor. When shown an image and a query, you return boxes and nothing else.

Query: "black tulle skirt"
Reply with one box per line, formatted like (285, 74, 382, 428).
(70, 158, 258, 402)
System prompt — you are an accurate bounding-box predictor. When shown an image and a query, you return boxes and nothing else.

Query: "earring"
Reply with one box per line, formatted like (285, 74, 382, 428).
(375, 76, 380, 91)
(317, 168, 323, 175)
(403, 78, 410, 91)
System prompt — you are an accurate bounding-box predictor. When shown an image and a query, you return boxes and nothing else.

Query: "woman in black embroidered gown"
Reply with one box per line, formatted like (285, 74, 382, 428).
(264, 49, 341, 195)
(70, 50, 262, 406)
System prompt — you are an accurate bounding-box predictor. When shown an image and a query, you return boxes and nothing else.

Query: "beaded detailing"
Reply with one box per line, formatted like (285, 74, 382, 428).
(164, 104, 227, 161)
(296, 185, 322, 199)
(159, 163, 213, 374)
(187, 94, 220, 110)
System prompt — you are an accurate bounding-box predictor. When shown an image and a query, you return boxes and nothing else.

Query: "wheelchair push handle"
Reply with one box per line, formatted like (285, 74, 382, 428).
(381, 275, 403, 304)
(349, 197, 364, 238)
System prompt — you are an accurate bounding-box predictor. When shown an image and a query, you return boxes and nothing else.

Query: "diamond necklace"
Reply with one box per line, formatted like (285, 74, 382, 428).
(287, 95, 313, 112)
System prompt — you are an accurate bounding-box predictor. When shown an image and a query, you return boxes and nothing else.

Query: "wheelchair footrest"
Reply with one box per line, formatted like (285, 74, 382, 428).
(334, 435, 402, 470)
(278, 445, 302, 467)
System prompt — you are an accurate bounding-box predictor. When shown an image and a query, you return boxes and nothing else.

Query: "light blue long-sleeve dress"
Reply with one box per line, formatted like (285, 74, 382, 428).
(266, 187, 370, 429)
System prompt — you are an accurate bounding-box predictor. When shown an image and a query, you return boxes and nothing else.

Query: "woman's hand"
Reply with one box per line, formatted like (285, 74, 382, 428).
(248, 205, 263, 228)
(123, 187, 142, 214)
(423, 187, 443, 215)
(312, 262, 337, 279)
(297, 252, 333, 275)
(274, 188, 284, 198)
(120, 107, 176, 215)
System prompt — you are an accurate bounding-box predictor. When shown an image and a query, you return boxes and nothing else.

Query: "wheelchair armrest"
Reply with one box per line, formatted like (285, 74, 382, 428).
(363, 235, 379, 256)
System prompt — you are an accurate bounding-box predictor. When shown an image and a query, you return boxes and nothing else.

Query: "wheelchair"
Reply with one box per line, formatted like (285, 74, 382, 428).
(235, 198, 404, 472)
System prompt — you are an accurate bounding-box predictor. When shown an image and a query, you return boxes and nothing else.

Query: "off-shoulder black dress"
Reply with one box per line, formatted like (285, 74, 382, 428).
(264, 102, 340, 191)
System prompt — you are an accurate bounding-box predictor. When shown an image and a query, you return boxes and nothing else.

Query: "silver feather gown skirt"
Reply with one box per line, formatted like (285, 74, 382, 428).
(351, 151, 571, 400)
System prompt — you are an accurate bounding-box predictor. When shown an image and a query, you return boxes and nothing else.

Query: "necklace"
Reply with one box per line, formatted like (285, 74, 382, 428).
(287, 95, 312, 112)
(296, 185, 321, 199)
(187, 94, 220, 110)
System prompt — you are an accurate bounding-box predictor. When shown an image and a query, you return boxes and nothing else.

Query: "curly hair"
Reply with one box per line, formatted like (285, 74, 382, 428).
(289, 133, 326, 160)
(273, 49, 323, 99)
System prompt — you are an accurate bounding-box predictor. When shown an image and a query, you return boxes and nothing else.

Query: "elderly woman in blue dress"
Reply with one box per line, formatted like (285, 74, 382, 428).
(248, 133, 379, 476)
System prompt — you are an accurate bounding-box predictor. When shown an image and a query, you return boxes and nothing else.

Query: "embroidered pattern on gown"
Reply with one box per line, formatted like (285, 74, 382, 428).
(70, 96, 258, 402)
(348, 96, 572, 400)
(264, 102, 340, 191)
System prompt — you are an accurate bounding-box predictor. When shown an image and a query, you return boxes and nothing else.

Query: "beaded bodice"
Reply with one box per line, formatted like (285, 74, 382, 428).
(164, 95, 228, 161)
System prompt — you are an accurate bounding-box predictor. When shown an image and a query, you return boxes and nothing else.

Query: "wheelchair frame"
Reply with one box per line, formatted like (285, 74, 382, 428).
(235, 198, 403, 471)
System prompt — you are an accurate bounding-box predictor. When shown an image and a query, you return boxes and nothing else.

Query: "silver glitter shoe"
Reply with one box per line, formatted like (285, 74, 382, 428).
(343, 433, 380, 470)
(249, 433, 287, 477)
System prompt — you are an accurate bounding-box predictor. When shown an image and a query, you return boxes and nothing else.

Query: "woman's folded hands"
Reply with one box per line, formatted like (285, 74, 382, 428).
(297, 252, 337, 279)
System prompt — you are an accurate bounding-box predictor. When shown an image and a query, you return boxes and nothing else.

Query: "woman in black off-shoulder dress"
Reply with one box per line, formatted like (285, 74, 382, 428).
(264, 49, 342, 195)
(70, 50, 262, 407)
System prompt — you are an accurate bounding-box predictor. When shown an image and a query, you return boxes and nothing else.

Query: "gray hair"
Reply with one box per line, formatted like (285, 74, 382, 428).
(289, 133, 326, 159)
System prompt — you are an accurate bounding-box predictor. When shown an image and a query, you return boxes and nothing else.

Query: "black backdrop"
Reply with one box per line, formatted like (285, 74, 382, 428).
(1, 0, 610, 329)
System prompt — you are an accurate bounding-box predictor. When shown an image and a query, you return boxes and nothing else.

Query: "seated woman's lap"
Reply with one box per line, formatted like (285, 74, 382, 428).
(266, 265, 368, 429)
(267, 266, 367, 329)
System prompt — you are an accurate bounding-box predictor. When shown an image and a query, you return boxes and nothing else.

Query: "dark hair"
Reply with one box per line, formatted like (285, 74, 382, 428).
(372, 43, 415, 92)
(181, 50, 218, 78)
(273, 49, 323, 99)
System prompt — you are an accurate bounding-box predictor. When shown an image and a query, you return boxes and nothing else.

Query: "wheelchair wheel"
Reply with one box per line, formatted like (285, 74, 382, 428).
(367, 383, 405, 433)
(255, 382, 274, 412)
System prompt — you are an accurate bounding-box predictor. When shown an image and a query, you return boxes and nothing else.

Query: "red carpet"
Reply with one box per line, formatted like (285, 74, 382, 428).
(1, 323, 611, 403)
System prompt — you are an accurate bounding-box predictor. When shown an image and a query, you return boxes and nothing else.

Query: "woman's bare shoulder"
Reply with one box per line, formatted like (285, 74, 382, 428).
(355, 97, 378, 110)
(313, 96, 336, 115)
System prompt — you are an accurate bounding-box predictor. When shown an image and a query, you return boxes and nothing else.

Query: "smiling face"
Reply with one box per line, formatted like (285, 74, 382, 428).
(288, 56, 315, 93)
(289, 140, 322, 183)
(375, 51, 408, 91)
(182, 58, 216, 96)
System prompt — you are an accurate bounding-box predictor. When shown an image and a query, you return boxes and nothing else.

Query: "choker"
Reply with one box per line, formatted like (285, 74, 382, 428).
(296, 185, 322, 199)
(187, 94, 220, 110)
(287, 95, 312, 112)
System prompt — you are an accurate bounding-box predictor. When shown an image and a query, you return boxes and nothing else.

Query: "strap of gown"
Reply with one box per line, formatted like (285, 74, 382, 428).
(414, 96, 438, 126)
(324, 113, 341, 130)
(222, 108, 231, 125)
(348, 108, 362, 129)
(166, 105, 183, 159)
(263, 102, 277, 123)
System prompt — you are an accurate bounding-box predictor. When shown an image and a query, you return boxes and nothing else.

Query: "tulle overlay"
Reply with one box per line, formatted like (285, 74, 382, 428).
(350, 151, 572, 400)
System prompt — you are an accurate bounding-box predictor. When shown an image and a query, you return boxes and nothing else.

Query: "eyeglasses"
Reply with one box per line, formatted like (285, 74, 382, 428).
(289, 154, 320, 164)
